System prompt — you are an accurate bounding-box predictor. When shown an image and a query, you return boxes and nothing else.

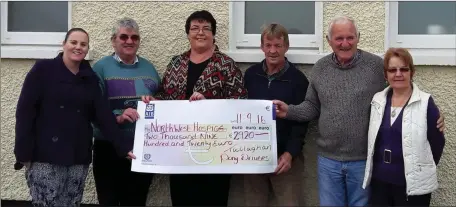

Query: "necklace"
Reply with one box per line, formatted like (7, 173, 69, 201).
(391, 108, 397, 118)
(390, 90, 412, 118)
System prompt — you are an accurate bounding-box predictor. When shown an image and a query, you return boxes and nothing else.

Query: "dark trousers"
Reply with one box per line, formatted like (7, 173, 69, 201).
(170, 174, 231, 207)
(369, 178, 432, 206)
(93, 140, 154, 206)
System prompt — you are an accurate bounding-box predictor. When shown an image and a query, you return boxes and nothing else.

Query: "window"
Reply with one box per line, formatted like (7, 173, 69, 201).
(229, 1, 323, 63)
(387, 1, 456, 65)
(1, 1, 74, 59)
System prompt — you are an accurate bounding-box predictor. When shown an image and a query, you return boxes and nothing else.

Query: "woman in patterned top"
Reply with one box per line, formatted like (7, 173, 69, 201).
(142, 10, 247, 207)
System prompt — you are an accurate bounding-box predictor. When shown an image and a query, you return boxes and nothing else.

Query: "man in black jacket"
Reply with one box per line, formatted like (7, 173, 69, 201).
(243, 23, 310, 206)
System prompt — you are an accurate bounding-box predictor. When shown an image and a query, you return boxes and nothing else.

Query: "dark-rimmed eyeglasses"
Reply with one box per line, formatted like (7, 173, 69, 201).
(190, 27, 212, 33)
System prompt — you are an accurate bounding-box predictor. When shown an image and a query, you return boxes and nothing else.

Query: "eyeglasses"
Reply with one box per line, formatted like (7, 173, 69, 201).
(119, 34, 140, 42)
(387, 67, 410, 73)
(190, 27, 212, 33)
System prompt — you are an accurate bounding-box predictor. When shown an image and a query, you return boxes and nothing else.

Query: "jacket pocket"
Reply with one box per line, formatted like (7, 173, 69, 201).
(416, 163, 438, 185)
(418, 143, 435, 165)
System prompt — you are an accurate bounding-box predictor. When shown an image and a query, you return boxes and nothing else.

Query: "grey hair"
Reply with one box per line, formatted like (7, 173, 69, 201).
(327, 15, 360, 39)
(111, 17, 140, 39)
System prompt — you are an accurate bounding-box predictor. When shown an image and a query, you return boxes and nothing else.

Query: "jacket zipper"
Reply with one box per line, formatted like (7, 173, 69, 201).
(268, 78, 290, 89)
(256, 73, 290, 86)
(255, 73, 290, 94)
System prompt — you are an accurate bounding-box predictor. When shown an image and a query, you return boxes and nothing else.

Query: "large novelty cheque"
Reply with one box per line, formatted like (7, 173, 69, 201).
(131, 99, 278, 174)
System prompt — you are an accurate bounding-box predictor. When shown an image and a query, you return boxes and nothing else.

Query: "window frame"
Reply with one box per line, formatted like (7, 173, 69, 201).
(385, 1, 456, 65)
(1, 1, 71, 45)
(0, 1, 91, 59)
(232, 1, 322, 49)
(227, 1, 324, 64)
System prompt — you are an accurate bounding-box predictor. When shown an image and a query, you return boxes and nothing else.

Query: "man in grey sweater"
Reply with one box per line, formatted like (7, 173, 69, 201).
(273, 16, 444, 206)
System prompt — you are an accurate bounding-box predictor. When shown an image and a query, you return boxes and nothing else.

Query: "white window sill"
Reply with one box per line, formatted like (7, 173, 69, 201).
(1, 45, 93, 60)
(225, 49, 456, 66)
(404, 49, 456, 66)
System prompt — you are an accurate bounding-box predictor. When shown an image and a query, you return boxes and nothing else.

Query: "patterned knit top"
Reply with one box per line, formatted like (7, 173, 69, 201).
(154, 45, 247, 100)
(92, 54, 161, 140)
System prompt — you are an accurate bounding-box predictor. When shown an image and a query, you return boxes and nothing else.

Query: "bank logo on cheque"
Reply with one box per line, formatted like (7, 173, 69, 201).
(145, 103, 155, 119)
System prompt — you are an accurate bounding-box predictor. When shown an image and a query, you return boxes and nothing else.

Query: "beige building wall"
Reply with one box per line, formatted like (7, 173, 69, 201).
(1, 2, 455, 206)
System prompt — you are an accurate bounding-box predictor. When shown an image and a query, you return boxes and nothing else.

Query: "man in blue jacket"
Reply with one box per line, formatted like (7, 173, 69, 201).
(243, 23, 310, 206)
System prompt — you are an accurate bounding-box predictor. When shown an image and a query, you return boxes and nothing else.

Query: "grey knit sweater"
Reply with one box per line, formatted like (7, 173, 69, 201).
(287, 50, 385, 161)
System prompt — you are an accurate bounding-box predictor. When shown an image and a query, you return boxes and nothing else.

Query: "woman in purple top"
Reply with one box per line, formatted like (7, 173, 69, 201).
(362, 48, 445, 206)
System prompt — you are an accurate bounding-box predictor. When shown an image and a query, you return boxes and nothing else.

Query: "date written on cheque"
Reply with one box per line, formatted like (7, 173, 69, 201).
(231, 113, 266, 124)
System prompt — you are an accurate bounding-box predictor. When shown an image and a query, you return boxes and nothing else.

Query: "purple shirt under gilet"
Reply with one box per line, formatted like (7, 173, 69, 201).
(372, 91, 406, 185)
(371, 90, 445, 186)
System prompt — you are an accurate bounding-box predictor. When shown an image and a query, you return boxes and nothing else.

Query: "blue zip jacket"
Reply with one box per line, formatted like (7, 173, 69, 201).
(244, 59, 310, 158)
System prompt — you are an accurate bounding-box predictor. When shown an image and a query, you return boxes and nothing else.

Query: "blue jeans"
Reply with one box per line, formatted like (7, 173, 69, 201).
(318, 155, 370, 206)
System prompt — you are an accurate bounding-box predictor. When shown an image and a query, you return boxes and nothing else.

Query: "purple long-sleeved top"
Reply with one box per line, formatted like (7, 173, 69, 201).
(372, 91, 445, 186)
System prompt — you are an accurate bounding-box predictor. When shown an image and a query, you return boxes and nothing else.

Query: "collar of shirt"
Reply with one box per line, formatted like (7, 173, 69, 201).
(262, 60, 290, 80)
(113, 53, 139, 65)
(331, 49, 361, 68)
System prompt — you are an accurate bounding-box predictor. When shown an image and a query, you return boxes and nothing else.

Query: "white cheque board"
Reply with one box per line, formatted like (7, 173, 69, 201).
(131, 99, 278, 174)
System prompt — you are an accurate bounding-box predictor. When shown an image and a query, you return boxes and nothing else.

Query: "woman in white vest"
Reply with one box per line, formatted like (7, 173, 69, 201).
(362, 47, 445, 206)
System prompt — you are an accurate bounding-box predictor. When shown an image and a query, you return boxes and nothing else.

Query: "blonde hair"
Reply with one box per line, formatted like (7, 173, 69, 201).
(261, 23, 289, 47)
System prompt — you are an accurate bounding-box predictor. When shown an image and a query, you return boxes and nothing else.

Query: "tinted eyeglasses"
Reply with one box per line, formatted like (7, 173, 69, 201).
(387, 67, 410, 73)
(119, 34, 140, 42)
